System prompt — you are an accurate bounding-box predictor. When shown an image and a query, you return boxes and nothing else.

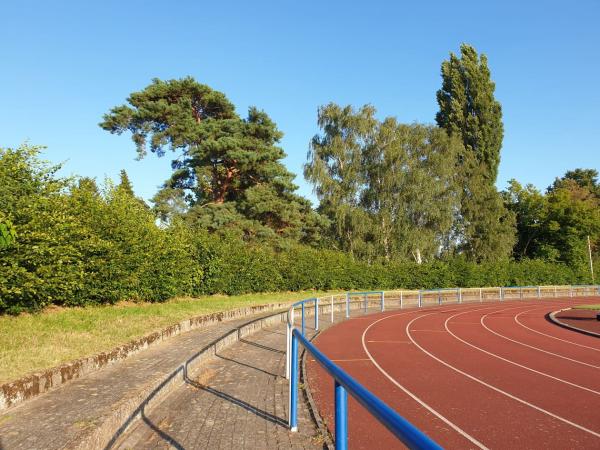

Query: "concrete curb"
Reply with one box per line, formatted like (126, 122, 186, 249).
(548, 308, 600, 339)
(0, 301, 293, 412)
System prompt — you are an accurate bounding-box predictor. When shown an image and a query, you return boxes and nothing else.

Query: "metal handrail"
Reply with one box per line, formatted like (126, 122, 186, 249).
(285, 284, 600, 449)
(290, 328, 442, 450)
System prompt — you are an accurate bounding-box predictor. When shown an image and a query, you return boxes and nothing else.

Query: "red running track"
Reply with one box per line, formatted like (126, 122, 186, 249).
(305, 298, 600, 449)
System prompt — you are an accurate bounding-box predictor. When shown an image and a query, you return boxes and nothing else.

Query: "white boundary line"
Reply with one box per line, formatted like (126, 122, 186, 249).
(443, 306, 600, 395)
(480, 307, 600, 369)
(514, 309, 600, 352)
(406, 312, 600, 439)
(361, 310, 490, 450)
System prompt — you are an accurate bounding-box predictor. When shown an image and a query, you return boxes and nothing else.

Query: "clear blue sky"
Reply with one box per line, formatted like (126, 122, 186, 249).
(2, 1, 598, 203)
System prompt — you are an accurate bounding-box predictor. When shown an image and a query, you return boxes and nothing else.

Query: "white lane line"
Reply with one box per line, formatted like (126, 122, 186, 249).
(445, 307, 600, 395)
(481, 308, 600, 369)
(361, 313, 490, 449)
(411, 329, 447, 333)
(367, 340, 412, 344)
(310, 358, 370, 362)
(408, 312, 600, 439)
(515, 309, 600, 353)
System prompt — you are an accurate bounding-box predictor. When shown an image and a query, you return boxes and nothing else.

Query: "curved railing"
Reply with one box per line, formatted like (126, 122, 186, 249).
(285, 284, 599, 449)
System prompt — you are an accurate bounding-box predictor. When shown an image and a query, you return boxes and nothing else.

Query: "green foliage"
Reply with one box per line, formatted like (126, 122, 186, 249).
(436, 43, 503, 182)
(435, 44, 515, 261)
(0, 218, 16, 249)
(305, 103, 462, 262)
(504, 172, 600, 275)
(0, 145, 201, 314)
(101, 77, 325, 245)
(194, 239, 588, 295)
(549, 168, 600, 197)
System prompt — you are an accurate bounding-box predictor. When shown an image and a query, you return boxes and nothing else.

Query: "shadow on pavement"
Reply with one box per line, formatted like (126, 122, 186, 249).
(184, 374, 287, 427)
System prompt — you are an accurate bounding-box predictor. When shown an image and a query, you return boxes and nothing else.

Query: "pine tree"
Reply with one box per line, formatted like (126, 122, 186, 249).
(101, 77, 324, 243)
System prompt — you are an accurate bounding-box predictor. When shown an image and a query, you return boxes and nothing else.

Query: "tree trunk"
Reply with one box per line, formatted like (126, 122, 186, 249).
(412, 248, 423, 264)
(214, 166, 237, 203)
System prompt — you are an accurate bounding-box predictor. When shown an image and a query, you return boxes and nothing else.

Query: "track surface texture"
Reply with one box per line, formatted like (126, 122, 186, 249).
(306, 297, 600, 449)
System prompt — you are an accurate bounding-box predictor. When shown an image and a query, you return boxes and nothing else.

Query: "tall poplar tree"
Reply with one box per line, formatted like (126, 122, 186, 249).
(436, 44, 515, 261)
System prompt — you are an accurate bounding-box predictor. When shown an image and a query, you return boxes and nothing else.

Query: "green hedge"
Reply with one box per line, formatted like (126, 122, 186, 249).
(195, 240, 591, 296)
(0, 145, 593, 314)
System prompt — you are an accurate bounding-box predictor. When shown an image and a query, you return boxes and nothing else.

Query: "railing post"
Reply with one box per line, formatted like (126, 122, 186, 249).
(418, 290, 422, 307)
(334, 380, 348, 450)
(554, 286, 557, 297)
(286, 308, 295, 379)
(289, 331, 298, 431)
(500, 287, 503, 301)
(364, 293, 367, 313)
(400, 290, 403, 308)
(458, 288, 462, 303)
(537, 286, 541, 298)
(301, 303, 305, 336)
(286, 322, 290, 379)
(569, 285, 573, 298)
(345, 293, 350, 318)
(438, 289, 441, 305)
(381, 291, 385, 312)
(331, 295, 334, 323)
(479, 288, 482, 302)
(315, 298, 319, 331)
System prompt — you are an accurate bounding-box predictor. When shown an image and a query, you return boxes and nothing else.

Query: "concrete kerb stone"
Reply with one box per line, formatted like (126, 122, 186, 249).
(0, 302, 292, 413)
(548, 308, 600, 339)
(300, 330, 334, 450)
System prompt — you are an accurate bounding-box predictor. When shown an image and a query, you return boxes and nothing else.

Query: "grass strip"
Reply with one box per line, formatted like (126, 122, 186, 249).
(572, 304, 600, 311)
(0, 290, 339, 384)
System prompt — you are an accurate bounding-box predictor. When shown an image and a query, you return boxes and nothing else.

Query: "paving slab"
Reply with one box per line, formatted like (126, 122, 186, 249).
(113, 323, 324, 450)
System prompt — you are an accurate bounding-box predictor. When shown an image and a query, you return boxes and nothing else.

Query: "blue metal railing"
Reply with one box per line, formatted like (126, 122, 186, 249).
(289, 328, 442, 450)
(286, 284, 600, 448)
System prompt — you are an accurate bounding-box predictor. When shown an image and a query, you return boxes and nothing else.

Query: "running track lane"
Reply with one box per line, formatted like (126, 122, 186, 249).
(305, 298, 600, 449)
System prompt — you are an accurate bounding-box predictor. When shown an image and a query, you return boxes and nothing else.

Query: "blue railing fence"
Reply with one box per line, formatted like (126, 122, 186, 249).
(285, 284, 600, 449)
(290, 328, 443, 450)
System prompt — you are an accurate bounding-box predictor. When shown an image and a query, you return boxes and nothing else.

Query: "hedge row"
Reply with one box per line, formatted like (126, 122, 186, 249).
(197, 239, 592, 296)
(0, 145, 594, 314)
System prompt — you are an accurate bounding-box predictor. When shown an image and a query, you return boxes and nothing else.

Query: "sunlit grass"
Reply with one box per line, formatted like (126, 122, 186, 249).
(572, 304, 600, 310)
(0, 290, 339, 384)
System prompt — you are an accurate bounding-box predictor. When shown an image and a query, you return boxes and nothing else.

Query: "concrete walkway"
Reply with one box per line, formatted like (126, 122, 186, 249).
(112, 304, 391, 449)
(113, 323, 322, 450)
(0, 309, 317, 450)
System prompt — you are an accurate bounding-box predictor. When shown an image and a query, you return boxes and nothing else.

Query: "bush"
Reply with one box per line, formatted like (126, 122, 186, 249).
(0, 145, 202, 313)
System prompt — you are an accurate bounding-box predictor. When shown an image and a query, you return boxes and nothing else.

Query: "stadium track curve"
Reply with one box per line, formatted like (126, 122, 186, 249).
(305, 298, 600, 449)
